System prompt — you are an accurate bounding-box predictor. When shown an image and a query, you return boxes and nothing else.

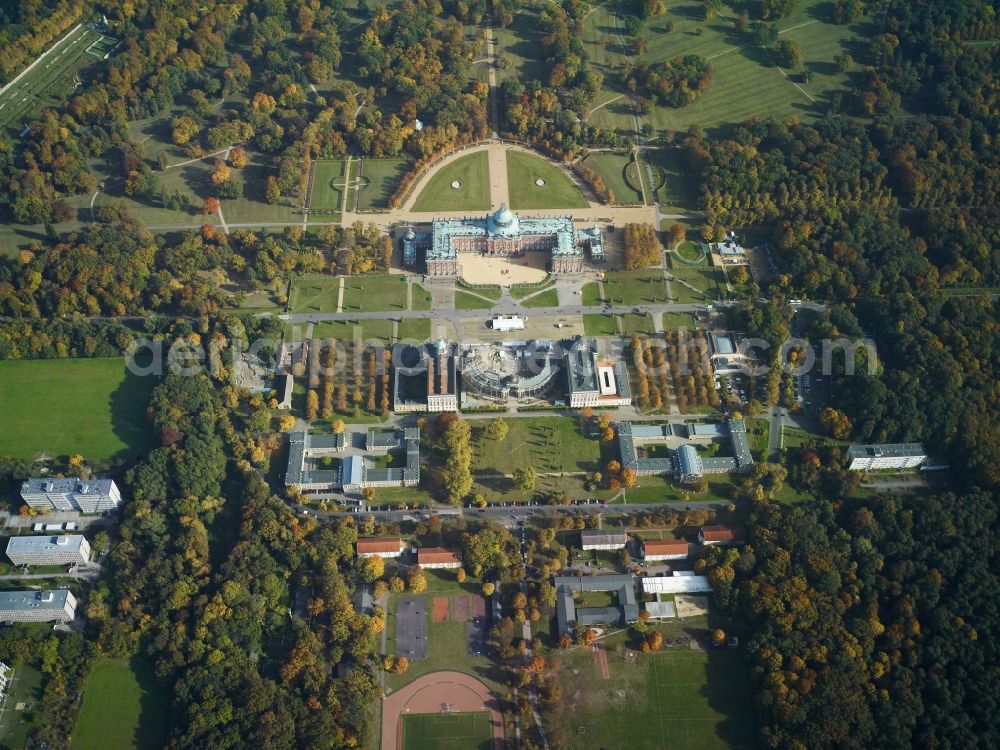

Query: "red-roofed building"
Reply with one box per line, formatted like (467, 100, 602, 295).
(417, 547, 463, 569)
(640, 539, 689, 561)
(356, 537, 405, 559)
(698, 525, 747, 547)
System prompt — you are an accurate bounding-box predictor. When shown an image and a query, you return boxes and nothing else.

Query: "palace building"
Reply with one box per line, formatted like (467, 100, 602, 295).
(402, 204, 605, 277)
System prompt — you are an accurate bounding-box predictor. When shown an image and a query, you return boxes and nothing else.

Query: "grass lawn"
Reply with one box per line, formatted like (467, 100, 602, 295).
(402, 712, 492, 750)
(620, 312, 655, 336)
(412, 152, 490, 212)
(552, 630, 756, 750)
(471, 416, 599, 475)
(0, 661, 43, 750)
(600, 270, 669, 305)
(455, 290, 497, 310)
(583, 314, 619, 337)
(581, 282, 603, 306)
(646, 149, 698, 211)
(357, 158, 408, 210)
(289, 276, 341, 312)
(583, 153, 644, 204)
(341, 276, 409, 312)
(398, 318, 432, 341)
(616, 476, 736, 505)
(0, 358, 156, 463)
(311, 320, 393, 343)
(510, 280, 553, 300)
(410, 284, 434, 311)
(310, 159, 348, 211)
(668, 257, 724, 303)
(71, 658, 169, 750)
(519, 288, 559, 308)
(662, 311, 698, 330)
(506, 151, 588, 209)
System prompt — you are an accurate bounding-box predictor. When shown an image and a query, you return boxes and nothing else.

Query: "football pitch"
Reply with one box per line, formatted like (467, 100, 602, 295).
(401, 711, 493, 750)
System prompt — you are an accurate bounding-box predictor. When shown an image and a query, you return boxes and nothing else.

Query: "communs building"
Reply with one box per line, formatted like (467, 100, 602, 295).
(392, 340, 459, 413)
(402, 204, 605, 277)
(616, 419, 754, 484)
(6, 535, 90, 567)
(554, 574, 639, 637)
(564, 338, 632, 408)
(0, 590, 77, 623)
(21, 478, 122, 514)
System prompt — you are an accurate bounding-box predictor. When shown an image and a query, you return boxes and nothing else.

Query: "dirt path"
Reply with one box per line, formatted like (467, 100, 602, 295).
(381, 670, 505, 750)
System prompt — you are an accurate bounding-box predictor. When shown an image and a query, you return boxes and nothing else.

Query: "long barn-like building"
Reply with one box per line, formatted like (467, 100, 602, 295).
(402, 204, 605, 276)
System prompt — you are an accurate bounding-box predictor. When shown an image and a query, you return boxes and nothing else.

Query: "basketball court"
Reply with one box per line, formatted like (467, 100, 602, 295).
(395, 598, 428, 660)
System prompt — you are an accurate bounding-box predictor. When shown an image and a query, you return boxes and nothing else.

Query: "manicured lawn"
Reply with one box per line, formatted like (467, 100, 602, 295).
(663, 311, 698, 330)
(357, 158, 408, 210)
(71, 658, 169, 750)
(0, 661, 43, 750)
(581, 282, 603, 306)
(0, 358, 156, 463)
(458, 284, 502, 301)
(311, 320, 393, 342)
(455, 290, 497, 310)
(341, 276, 409, 312)
(402, 712, 493, 750)
(583, 152, 644, 204)
(646, 149, 698, 211)
(668, 257, 725, 303)
(399, 318, 432, 341)
(412, 152, 491, 212)
(583, 314, 619, 336)
(620, 312, 655, 336)
(289, 276, 341, 312)
(410, 284, 434, 311)
(310, 159, 348, 211)
(510, 279, 552, 300)
(519, 288, 559, 308)
(552, 630, 756, 750)
(600, 270, 669, 305)
(471, 416, 599, 474)
(506, 151, 587, 209)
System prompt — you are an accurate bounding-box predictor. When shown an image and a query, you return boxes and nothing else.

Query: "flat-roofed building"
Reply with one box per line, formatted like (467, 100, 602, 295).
(0, 590, 77, 623)
(356, 537, 405, 559)
(565, 338, 632, 408)
(847, 443, 926, 471)
(698, 524, 747, 547)
(553, 574, 638, 637)
(640, 539, 689, 561)
(641, 574, 713, 594)
(20, 478, 121, 513)
(417, 547, 463, 569)
(580, 530, 627, 551)
(6, 535, 90, 567)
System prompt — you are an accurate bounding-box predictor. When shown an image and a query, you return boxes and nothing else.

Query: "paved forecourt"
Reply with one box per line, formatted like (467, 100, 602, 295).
(382, 671, 505, 750)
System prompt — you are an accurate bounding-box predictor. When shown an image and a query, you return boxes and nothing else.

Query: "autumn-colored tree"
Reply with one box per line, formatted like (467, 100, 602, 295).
(582, 628, 597, 646)
(305, 389, 319, 420)
(482, 582, 496, 597)
(389, 576, 405, 593)
(597, 413, 612, 430)
(456, 568, 466, 583)
(407, 568, 427, 593)
(581, 406, 593, 421)
(711, 628, 726, 646)
(606, 460, 621, 475)
(265, 175, 281, 204)
(559, 634, 572, 649)
(600, 427, 616, 442)
(229, 146, 248, 169)
(529, 655, 546, 672)
(211, 160, 231, 185)
(646, 630, 664, 651)
(621, 467, 637, 488)
(203, 197, 221, 215)
(278, 415, 296, 432)
(361, 555, 384, 583)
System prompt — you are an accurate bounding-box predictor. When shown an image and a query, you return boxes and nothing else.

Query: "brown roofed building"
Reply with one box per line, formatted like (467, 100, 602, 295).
(417, 547, 463, 569)
(640, 539, 689, 561)
(356, 537, 406, 559)
(698, 525, 747, 547)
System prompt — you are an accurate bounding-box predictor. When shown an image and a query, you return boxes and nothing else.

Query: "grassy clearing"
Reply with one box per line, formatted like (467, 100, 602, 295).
(471, 416, 599, 475)
(289, 276, 341, 312)
(599, 270, 669, 305)
(0, 661, 43, 750)
(71, 658, 169, 750)
(519, 288, 559, 308)
(583, 313, 620, 336)
(455, 290, 497, 310)
(311, 320, 393, 343)
(410, 283, 434, 311)
(412, 152, 491, 212)
(581, 282, 603, 306)
(341, 276, 409, 312)
(358, 158, 408, 210)
(506, 151, 587, 209)
(402, 712, 492, 750)
(583, 153, 644, 204)
(646, 149, 698, 211)
(310, 160, 348, 211)
(0, 358, 155, 463)
(662, 311, 698, 330)
(552, 628, 755, 750)
(509, 279, 553, 300)
(668, 256, 724, 303)
(620, 312, 655, 336)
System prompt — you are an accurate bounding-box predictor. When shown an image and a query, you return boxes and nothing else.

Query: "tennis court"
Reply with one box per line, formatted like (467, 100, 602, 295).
(401, 710, 493, 750)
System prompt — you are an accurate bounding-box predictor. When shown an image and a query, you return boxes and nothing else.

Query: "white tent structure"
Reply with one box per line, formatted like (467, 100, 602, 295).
(641, 574, 713, 595)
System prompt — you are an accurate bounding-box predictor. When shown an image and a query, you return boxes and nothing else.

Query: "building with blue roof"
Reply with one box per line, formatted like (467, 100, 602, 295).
(402, 204, 605, 276)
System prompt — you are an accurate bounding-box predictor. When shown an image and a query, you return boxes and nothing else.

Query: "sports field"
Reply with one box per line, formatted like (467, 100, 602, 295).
(310, 160, 348, 211)
(71, 658, 169, 750)
(412, 152, 490, 212)
(505, 151, 587, 210)
(554, 635, 755, 750)
(402, 711, 493, 750)
(0, 357, 156, 462)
